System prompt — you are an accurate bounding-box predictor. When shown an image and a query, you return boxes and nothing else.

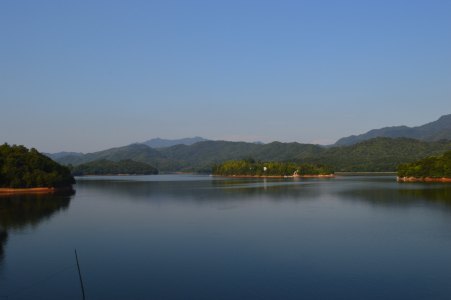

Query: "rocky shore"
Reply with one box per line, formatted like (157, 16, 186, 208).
(0, 187, 73, 195)
(214, 174, 335, 178)
(397, 177, 451, 183)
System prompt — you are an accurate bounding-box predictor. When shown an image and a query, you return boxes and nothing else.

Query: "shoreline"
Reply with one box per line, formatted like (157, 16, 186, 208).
(75, 174, 157, 176)
(335, 172, 396, 176)
(213, 174, 335, 179)
(0, 186, 74, 195)
(397, 176, 451, 183)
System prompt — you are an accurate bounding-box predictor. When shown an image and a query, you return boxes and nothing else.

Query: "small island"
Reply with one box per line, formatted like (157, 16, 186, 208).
(0, 144, 75, 193)
(212, 159, 334, 178)
(397, 150, 451, 182)
(70, 159, 159, 176)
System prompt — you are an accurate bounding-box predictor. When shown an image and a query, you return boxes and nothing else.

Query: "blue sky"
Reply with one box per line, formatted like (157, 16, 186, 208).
(1, 0, 450, 152)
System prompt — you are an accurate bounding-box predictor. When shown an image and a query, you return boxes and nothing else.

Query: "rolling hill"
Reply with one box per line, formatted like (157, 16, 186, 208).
(50, 138, 451, 173)
(303, 137, 451, 172)
(335, 114, 451, 146)
(142, 137, 209, 148)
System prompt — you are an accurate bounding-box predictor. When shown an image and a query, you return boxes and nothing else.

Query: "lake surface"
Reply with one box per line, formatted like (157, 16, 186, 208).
(1, 175, 451, 299)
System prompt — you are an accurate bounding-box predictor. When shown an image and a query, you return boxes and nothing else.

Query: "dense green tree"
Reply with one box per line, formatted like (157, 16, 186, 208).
(71, 159, 158, 175)
(53, 138, 451, 173)
(212, 160, 333, 176)
(0, 144, 75, 188)
(397, 151, 451, 178)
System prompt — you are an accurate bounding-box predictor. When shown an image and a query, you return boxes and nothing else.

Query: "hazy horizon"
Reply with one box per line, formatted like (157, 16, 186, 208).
(2, 1, 450, 153)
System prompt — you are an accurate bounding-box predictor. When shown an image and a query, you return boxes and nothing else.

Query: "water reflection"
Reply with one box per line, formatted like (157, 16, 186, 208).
(336, 181, 451, 208)
(77, 176, 451, 209)
(0, 229, 6, 263)
(0, 191, 74, 264)
(76, 177, 329, 203)
(3, 176, 451, 299)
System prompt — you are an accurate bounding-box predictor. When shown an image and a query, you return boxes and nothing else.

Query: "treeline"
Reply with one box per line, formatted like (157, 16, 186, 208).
(397, 150, 451, 178)
(212, 159, 333, 176)
(70, 159, 158, 176)
(299, 138, 451, 172)
(0, 144, 75, 188)
(52, 137, 451, 173)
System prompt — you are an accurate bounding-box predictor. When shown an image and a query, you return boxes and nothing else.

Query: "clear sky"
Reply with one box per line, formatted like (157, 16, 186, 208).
(1, 0, 450, 153)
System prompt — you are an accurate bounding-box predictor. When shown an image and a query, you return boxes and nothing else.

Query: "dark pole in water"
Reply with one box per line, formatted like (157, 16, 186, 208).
(75, 249, 86, 300)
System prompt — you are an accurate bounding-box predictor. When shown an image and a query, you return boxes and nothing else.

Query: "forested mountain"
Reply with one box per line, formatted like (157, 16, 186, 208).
(301, 138, 451, 172)
(45, 151, 83, 160)
(71, 159, 158, 176)
(159, 141, 323, 171)
(0, 144, 74, 188)
(213, 160, 333, 177)
(335, 114, 451, 146)
(398, 150, 451, 178)
(142, 137, 209, 148)
(50, 138, 451, 173)
(52, 141, 323, 172)
(55, 143, 179, 170)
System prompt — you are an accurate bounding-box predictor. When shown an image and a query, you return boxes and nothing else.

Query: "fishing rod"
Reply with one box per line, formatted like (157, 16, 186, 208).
(75, 249, 86, 300)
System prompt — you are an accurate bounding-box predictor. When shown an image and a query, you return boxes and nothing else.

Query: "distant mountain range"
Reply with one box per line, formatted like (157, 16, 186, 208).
(49, 138, 451, 173)
(45, 151, 84, 160)
(47, 114, 451, 172)
(142, 137, 209, 148)
(335, 114, 451, 146)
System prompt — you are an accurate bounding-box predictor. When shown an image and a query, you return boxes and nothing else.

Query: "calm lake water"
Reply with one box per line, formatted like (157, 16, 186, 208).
(1, 175, 451, 300)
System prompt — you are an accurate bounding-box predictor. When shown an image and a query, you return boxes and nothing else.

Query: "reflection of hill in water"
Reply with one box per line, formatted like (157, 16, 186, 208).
(0, 192, 74, 263)
(337, 184, 451, 208)
(0, 229, 6, 262)
(77, 178, 327, 202)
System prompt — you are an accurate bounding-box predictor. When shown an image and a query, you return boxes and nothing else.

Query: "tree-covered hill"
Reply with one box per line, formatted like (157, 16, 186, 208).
(71, 159, 159, 176)
(0, 144, 75, 188)
(335, 114, 451, 146)
(159, 141, 324, 171)
(53, 141, 324, 172)
(302, 138, 451, 172)
(142, 137, 209, 148)
(212, 159, 333, 177)
(55, 143, 179, 171)
(51, 138, 451, 173)
(398, 150, 451, 178)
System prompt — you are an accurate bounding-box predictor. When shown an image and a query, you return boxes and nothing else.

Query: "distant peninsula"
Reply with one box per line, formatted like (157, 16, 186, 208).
(212, 159, 334, 178)
(397, 150, 451, 182)
(70, 159, 158, 176)
(0, 144, 75, 193)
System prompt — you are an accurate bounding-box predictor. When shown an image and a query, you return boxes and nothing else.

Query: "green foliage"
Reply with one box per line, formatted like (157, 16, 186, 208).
(54, 143, 178, 171)
(302, 138, 451, 172)
(52, 137, 451, 173)
(0, 144, 75, 188)
(335, 114, 451, 145)
(397, 150, 451, 178)
(71, 159, 158, 175)
(212, 160, 333, 176)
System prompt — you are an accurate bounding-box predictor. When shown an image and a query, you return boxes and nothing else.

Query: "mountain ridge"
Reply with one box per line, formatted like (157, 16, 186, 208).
(335, 114, 451, 146)
(49, 138, 451, 173)
(142, 137, 209, 148)
(47, 115, 451, 172)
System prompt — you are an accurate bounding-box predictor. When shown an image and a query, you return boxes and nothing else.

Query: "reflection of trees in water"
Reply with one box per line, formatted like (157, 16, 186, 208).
(0, 191, 74, 264)
(76, 179, 326, 203)
(337, 184, 451, 208)
(0, 229, 7, 262)
(78, 178, 450, 208)
(398, 186, 451, 204)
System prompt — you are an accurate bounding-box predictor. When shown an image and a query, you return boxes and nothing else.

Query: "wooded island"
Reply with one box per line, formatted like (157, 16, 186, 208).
(0, 144, 75, 192)
(397, 150, 451, 182)
(70, 159, 159, 176)
(212, 159, 334, 177)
